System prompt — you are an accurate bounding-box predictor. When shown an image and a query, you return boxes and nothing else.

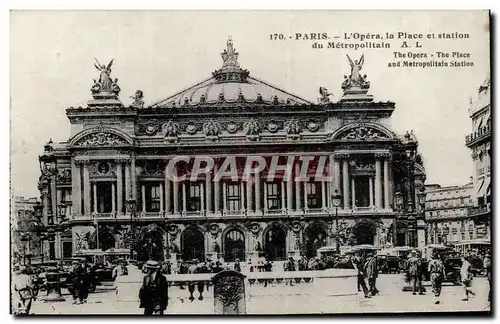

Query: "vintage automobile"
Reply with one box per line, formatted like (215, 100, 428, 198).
(420, 245, 461, 284)
(378, 255, 400, 273)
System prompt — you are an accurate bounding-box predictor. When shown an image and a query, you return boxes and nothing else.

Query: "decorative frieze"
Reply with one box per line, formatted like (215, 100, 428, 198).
(74, 132, 129, 147)
(338, 125, 389, 141)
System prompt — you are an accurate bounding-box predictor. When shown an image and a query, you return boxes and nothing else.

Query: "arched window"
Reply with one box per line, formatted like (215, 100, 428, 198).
(182, 227, 205, 262)
(264, 226, 287, 261)
(224, 229, 245, 262)
(303, 223, 327, 259)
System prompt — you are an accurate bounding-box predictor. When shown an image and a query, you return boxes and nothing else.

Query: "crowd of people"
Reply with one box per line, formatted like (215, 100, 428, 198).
(12, 249, 491, 315)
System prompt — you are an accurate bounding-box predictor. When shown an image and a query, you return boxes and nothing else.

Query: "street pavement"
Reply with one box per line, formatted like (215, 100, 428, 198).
(30, 274, 490, 315)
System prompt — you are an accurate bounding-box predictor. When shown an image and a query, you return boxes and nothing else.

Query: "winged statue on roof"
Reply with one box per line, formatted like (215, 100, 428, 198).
(94, 58, 114, 92)
(342, 54, 370, 91)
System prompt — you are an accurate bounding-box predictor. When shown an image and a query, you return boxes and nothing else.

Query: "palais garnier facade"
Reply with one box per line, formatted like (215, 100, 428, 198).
(38, 38, 426, 262)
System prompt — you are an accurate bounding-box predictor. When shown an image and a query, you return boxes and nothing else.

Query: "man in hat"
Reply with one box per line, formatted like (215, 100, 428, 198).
(139, 260, 168, 315)
(427, 252, 445, 304)
(364, 252, 379, 296)
(352, 252, 370, 298)
(407, 250, 424, 295)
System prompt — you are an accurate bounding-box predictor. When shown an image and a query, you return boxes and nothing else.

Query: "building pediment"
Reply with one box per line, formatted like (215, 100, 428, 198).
(331, 123, 394, 141)
(69, 125, 134, 148)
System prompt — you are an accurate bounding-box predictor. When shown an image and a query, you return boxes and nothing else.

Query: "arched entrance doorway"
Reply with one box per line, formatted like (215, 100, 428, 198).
(138, 230, 164, 261)
(353, 221, 376, 245)
(264, 225, 287, 261)
(303, 223, 327, 258)
(224, 229, 245, 262)
(182, 227, 205, 262)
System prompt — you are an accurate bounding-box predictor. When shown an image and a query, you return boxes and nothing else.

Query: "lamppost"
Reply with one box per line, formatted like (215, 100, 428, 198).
(394, 192, 403, 246)
(415, 187, 426, 248)
(126, 196, 137, 260)
(330, 189, 343, 254)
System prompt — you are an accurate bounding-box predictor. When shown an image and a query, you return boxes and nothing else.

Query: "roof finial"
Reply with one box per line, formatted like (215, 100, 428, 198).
(221, 36, 240, 69)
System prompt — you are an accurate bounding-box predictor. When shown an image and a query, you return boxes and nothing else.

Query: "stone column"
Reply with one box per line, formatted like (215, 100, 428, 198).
(351, 178, 356, 208)
(384, 156, 390, 210)
(303, 181, 308, 211)
(342, 157, 350, 210)
(206, 172, 212, 214)
(281, 181, 286, 211)
(164, 162, 171, 215)
(255, 176, 261, 214)
(173, 166, 179, 215)
(240, 182, 245, 212)
(141, 185, 146, 213)
(83, 161, 91, 216)
(328, 154, 335, 204)
(369, 177, 374, 207)
(125, 161, 131, 200)
(295, 163, 301, 211)
(71, 160, 81, 217)
(111, 183, 116, 213)
(246, 177, 252, 214)
(200, 183, 205, 212)
(159, 183, 164, 213)
(334, 156, 341, 192)
(223, 182, 228, 213)
(263, 182, 268, 212)
(131, 156, 137, 200)
(93, 182, 98, 214)
(286, 172, 293, 212)
(182, 182, 187, 215)
(375, 155, 382, 209)
(116, 162, 123, 215)
(214, 163, 220, 215)
(322, 181, 327, 210)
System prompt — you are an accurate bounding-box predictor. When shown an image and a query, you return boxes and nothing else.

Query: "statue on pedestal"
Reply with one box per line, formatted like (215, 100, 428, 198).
(93, 58, 114, 92)
(342, 54, 370, 91)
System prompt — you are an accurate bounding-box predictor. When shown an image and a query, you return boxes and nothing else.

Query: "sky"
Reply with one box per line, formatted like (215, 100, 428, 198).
(10, 10, 490, 198)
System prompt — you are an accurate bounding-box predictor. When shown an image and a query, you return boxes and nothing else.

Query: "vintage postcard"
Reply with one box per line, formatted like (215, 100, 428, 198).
(10, 10, 491, 315)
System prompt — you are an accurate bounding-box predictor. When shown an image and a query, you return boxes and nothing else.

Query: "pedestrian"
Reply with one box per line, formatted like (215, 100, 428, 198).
(234, 258, 241, 272)
(364, 252, 379, 296)
(138, 260, 168, 315)
(427, 252, 445, 304)
(112, 258, 128, 288)
(74, 262, 89, 304)
(484, 252, 491, 303)
(352, 252, 370, 298)
(407, 250, 424, 295)
(460, 255, 475, 301)
(13, 266, 35, 315)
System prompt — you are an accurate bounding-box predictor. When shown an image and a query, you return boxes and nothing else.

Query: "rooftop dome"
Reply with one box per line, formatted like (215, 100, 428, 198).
(149, 37, 312, 109)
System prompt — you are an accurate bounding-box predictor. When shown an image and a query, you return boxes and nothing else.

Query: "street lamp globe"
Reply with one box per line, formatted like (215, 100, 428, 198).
(331, 189, 342, 208)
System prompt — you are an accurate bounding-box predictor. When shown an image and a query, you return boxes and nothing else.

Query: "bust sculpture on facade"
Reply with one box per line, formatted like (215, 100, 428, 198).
(130, 90, 145, 108)
(318, 87, 332, 104)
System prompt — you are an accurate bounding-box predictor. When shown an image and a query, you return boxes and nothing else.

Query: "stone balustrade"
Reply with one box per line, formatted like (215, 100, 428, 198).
(116, 268, 357, 307)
